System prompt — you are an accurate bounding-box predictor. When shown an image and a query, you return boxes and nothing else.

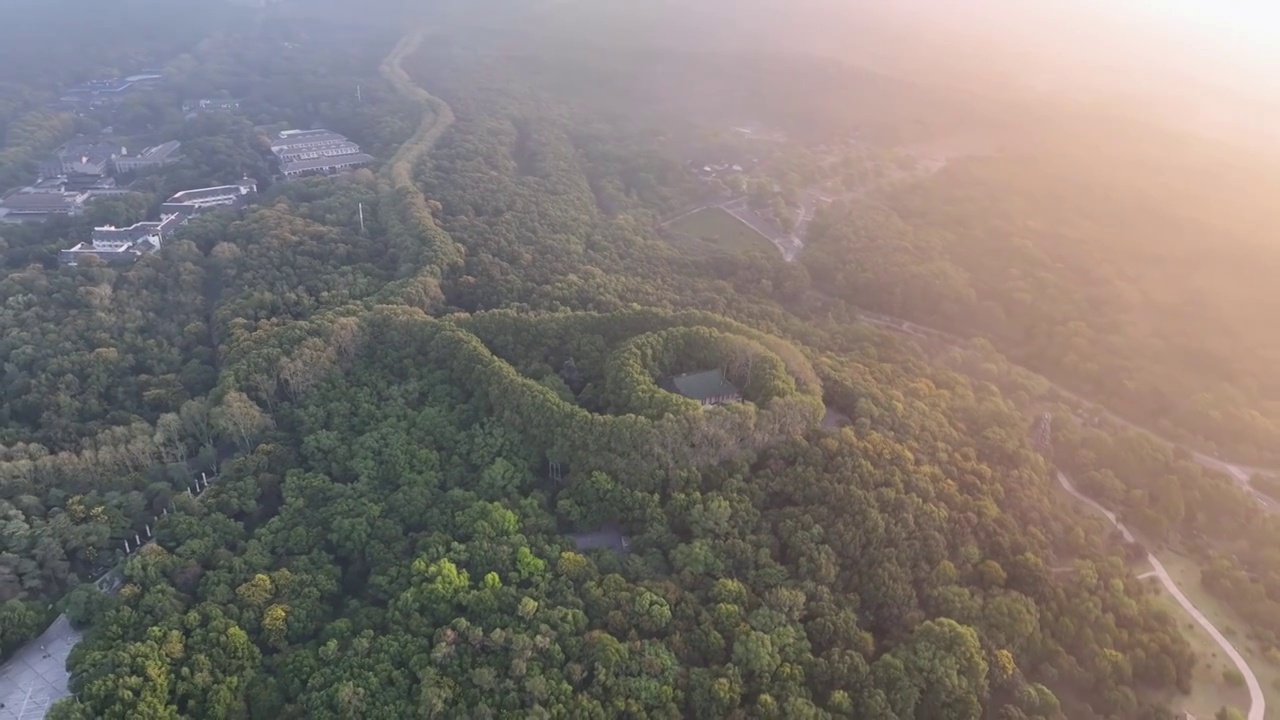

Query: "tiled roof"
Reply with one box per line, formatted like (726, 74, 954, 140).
(668, 369, 739, 401)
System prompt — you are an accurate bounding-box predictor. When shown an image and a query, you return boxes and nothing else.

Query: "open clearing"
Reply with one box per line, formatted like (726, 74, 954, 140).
(1048, 475, 1272, 719)
(1147, 549, 1280, 720)
(667, 207, 776, 254)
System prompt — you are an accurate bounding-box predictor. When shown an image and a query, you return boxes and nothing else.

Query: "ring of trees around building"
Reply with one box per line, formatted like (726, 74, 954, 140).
(600, 326, 795, 419)
(226, 306, 825, 490)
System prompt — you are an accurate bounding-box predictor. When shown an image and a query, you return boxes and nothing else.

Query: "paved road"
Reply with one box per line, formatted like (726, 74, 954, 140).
(1055, 470, 1265, 720)
(660, 198, 804, 261)
(0, 616, 81, 720)
(665, 196, 1279, 511)
(721, 199, 801, 261)
(851, 307, 1280, 512)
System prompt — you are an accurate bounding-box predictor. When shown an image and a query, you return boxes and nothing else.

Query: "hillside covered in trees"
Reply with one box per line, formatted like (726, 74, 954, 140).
(0, 1, 1269, 719)
(802, 127, 1280, 466)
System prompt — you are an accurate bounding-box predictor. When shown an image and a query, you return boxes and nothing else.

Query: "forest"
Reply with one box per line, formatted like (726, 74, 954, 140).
(802, 129, 1280, 466)
(0, 2, 421, 661)
(0, 1, 1272, 719)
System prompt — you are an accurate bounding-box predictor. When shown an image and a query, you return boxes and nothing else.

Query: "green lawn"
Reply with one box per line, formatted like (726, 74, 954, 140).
(667, 207, 776, 255)
(1146, 581, 1254, 719)
(1047, 476, 1277, 719)
(1147, 549, 1280, 720)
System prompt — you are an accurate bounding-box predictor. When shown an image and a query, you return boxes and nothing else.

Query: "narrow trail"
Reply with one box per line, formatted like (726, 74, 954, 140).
(373, 26, 465, 281)
(378, 29, 455, 193)
(1055, 470, 1265, 720)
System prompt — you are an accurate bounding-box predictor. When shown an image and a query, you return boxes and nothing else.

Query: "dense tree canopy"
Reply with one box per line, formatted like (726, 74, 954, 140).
(803, 147, 1280, 465)
(0, 3, 1264, 720)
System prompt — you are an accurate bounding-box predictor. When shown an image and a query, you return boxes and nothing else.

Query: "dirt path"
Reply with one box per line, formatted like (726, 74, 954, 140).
(1055, 470, 1265, 720)
(378, 29, 455, 192)
(370, 26, 466, 284)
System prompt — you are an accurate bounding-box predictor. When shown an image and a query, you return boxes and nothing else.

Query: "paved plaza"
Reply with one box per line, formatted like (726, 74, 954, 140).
(0, 615, 81, 720)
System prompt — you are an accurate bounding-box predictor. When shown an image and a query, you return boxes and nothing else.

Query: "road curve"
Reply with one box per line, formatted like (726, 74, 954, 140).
(1056, 471, 1265, 720)
(851, 306, 1278, 511)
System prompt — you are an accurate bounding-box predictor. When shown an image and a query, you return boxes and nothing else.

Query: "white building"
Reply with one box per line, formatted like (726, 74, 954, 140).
(113, 141, 182, 173)
(270, 129, 373, 178)
(161, 179, 257, 214)
(60, 179, 257, 265)
(60, 213, 186, 265)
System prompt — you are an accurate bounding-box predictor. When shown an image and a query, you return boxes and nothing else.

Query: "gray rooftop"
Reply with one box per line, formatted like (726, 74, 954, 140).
(281, 153, 374, 174)
(275, 142, 364, 163)
(120, 140, 181, 162)
(270, 130, 352, 151)
(52, 139, 120, 161)
(165, 180, 256, 204)
(0, 193, 84, 211)
(667, 369, 739, 401)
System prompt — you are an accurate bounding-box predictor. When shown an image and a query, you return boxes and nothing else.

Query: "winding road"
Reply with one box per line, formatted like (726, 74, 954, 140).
(1055, 470, 1265, 720)
(850, 307, 1279, 512)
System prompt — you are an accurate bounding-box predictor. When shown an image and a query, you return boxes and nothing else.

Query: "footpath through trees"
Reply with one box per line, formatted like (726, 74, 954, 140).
(1054, 469, 1265, 720)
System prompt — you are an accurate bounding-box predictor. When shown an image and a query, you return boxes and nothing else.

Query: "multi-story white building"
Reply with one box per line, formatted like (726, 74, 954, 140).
(59, 179, 258, 265)
(269, 129, 373, 178)
(112, 141, 182, 173)
(60, 213, 185, 265)
(161, 179, 257, 214)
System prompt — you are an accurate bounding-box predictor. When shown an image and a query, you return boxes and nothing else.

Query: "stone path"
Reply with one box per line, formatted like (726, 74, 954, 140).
(0, 615, 81, 720)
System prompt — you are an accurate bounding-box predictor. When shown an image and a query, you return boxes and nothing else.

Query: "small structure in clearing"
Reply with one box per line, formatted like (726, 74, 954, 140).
(663, 369, 741, 407)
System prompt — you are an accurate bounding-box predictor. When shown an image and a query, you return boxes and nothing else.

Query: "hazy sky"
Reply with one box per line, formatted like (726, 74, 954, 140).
(1134, 0, 1280, 58)
(1121, 0, 1280, 67)
(879, 0, 1280, 98)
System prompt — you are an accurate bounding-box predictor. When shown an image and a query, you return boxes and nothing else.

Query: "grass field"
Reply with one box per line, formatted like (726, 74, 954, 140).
(667, 207, 776, 254)
(1046, 476, 1277, 719)
(1146, 549, 1280, 720)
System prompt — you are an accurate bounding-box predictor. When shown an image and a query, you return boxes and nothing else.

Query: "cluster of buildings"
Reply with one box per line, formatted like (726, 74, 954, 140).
(60, 179, 257, 266)
(0, 178, 133, 225)
(38, 138, 183, 179)
(688, 157, 760, 200)
(269, 129, 372, 178)
(183, 98, 241, 118)
(0, 138, 184, 224)
(57, 73, 165, 110)
(1, 122, 374, 266)
(112, 141, 183, 173)
(691, 160, 751, 181)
